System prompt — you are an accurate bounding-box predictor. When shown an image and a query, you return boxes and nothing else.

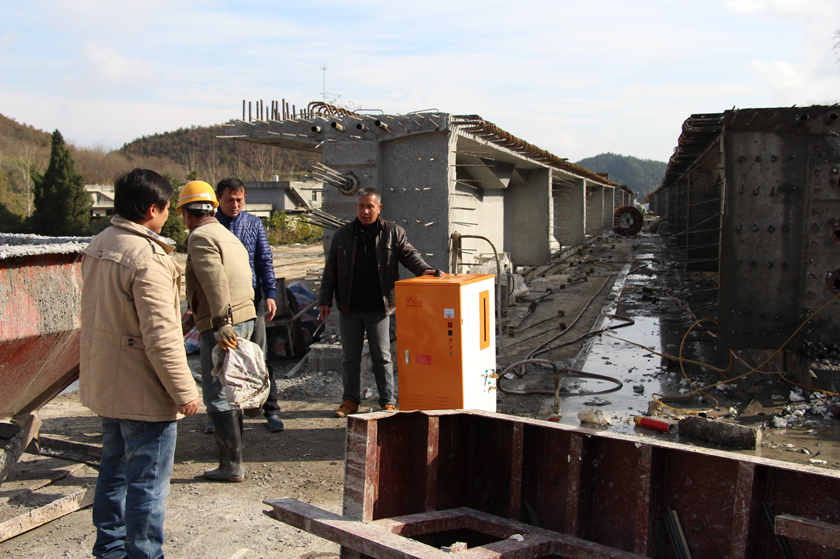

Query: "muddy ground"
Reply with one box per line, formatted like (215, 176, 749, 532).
(2, 236, 839, 559)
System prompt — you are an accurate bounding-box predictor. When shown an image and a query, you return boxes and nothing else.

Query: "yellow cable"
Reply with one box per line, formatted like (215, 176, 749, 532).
(605, 290, 840, 414)
(678, 318, 720, 411)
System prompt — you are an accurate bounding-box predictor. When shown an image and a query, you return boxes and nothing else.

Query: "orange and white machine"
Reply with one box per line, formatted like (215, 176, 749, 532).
(395, 274, 496, 412)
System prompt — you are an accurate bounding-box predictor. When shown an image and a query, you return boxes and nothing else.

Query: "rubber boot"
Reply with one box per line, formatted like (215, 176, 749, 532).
(204, 410, 245, 482)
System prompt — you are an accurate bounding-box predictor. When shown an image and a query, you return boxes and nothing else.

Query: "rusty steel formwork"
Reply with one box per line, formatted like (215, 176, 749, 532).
(651, 106, 840, 354)
(265, 410, 840, 559)
(0, 235, 87, 484)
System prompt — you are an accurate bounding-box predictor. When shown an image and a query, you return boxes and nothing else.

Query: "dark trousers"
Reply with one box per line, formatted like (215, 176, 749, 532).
(339, 309, 395, 408)
(252, 297, 281, 416)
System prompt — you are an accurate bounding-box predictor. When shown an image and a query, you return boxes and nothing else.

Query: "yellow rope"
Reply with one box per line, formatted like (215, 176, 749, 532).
(604, 290, 840, 414)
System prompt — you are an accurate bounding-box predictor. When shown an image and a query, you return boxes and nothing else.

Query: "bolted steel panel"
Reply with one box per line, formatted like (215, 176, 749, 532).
(718, 107, 840, 351)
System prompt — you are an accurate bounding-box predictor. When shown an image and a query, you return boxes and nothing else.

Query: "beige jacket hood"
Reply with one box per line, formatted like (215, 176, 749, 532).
(80, 216, 199, 421)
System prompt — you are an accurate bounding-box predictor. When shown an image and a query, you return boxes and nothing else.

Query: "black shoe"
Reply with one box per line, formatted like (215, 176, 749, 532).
(266, 414, 285, 432)
(203, 418, 214, 434)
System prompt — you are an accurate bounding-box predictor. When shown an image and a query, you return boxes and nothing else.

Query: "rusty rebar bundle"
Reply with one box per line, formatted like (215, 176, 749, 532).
(301, 209, 345, 231)
(307, 101, 358, 118)
(310, 163, 360, 196)
(450, 115, 619, 187)
(660, 113, 724, 187)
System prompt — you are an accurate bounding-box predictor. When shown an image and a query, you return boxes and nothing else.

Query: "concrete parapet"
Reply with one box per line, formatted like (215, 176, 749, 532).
(307, 342, 344, 373)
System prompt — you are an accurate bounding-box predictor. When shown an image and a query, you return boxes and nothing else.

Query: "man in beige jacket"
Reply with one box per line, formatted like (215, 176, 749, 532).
(177, 180, 256, 483)
(80, 168, 200, 559)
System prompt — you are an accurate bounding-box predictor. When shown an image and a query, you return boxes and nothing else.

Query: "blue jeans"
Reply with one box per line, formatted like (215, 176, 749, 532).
(339, 310, 395, 407)
(200, 320, 255, 413)
(92, 418, 177, 559)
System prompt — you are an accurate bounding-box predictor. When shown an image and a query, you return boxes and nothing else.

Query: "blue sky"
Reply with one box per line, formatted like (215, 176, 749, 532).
(2, 0, 839, 163)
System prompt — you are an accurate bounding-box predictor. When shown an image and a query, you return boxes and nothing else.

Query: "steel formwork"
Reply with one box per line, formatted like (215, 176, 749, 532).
(0, 239, 86, 419)
(658, 106, 840, 352)
(264, 410, 840, 558)
(0, 235, 87, 484)
(718, 107, 840, 351)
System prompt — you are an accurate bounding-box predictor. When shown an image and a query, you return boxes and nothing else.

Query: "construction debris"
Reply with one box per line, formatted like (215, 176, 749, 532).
(577, 407, 612, 426)
(678, 415, 762, 450)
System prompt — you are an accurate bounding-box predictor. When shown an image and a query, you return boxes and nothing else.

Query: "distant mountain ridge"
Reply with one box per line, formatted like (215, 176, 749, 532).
(575, 153, 666, 202)
(0, 115, 319, 224)
(120, 126, 317, 177)
(0, 113, 52, 148)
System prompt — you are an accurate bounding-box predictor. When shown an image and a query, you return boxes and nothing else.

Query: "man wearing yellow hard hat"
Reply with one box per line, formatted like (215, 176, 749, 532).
(177, 180, 256, 482)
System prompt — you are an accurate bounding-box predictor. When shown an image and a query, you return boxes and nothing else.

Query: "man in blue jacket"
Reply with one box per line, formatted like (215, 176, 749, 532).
(215, 178, 284, 432)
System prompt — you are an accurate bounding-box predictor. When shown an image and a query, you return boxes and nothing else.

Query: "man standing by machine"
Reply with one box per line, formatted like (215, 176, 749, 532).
(214, 177, 284, 433)
(319, 187, 436, 418)
(177, 180, 256, 482)
(80, 168, 200, 558)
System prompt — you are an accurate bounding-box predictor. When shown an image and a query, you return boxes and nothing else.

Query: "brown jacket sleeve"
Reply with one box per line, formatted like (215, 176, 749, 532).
(132, 255, 199, 406)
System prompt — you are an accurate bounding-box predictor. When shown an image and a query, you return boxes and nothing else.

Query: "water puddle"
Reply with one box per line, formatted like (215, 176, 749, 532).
(545, 316, 665, 434)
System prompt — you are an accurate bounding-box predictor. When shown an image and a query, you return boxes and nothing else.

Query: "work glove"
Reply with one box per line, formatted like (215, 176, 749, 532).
(215, 324, 238, 351)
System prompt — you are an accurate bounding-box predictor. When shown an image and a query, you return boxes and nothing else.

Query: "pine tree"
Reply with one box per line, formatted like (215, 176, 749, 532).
(31, 130, 91, 236)
(160, 173, 188, 251)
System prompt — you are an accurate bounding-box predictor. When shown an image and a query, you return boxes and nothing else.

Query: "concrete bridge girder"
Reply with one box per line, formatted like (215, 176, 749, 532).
(220, 111, 615, 270)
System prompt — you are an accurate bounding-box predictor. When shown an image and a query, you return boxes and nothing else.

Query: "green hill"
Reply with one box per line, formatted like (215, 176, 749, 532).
(120, 126, 317, 179)
(0, 115, 319, 228)
(576, 153, 666, 202)
(0, 114, 52, 148)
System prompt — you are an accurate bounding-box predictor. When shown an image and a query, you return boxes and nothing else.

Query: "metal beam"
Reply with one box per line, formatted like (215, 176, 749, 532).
(775, 514, 840, 550)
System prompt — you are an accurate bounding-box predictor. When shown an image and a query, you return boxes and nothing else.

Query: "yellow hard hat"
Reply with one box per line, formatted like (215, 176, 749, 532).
(177, 181, 219, 209)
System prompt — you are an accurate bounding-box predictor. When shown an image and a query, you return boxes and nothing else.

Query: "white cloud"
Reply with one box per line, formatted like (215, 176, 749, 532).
(5, 0, 840, 161)
(753, 58, 840, 105)
(61, 39, 160, 92)
(725, 0, 838, 20)
(723, 0, 840, 106)
(0, 30, 19, 51)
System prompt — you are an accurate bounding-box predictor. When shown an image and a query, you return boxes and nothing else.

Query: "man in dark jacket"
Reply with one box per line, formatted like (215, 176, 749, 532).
(215, 178, 284, 432)
(319, 187, 435, 417)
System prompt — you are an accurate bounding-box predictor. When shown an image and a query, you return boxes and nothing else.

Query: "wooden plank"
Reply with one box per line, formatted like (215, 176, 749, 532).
(633, 444, 652, 555)
(343, 417, 378, 522)
(565, 433, 583, 536)
(0, 485, 94, 543)
(36, 435, 102, 467)
(508, 422, 523, 521)
(265, 498, 454, 559)
(775, 514, 840, 550)
(266, 498, 649, 559)
(424, 416, 439, 512)
(0, 458, 86, 504)
(0, 413, 41, 486)
(728, 462, 756, 558)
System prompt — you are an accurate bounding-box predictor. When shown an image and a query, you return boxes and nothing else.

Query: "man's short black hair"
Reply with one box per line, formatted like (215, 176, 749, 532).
(183, 206, 215, 218)
(216, 178, 247, 198)
(114, 169, 173, 222)
(357, 187, 381, 204)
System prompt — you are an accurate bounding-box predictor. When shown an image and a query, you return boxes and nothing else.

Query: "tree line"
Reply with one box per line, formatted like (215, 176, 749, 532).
(0, 114, 319, 240)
